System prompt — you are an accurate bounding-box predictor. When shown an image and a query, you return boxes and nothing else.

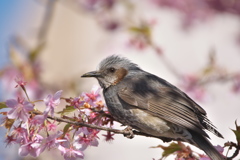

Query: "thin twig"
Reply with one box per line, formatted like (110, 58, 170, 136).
(197, 74, 236, 86)
(225, 141, 240, 160)
(151, 42, 183, 79)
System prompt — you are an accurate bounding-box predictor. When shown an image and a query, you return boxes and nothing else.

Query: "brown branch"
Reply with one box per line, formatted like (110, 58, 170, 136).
(37, 0, 57, 43)
(31, 110, 171, 142)
(146, 42, 181, 79)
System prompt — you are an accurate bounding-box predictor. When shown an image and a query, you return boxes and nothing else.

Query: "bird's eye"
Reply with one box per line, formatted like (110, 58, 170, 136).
(109, 67, 116, 73)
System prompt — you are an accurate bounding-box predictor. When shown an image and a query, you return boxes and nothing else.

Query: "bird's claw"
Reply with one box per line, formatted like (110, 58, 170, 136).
(123, 126, 134, 139)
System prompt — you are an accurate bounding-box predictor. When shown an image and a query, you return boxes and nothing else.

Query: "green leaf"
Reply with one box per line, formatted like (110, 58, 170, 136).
(63, 123, 71, 135)
(0, 102, 7, 109)
(162, 142, 182, 157)
(57, 106, 76, 115)
(231, 120, 240, 145)
(151, 142, 182, 158)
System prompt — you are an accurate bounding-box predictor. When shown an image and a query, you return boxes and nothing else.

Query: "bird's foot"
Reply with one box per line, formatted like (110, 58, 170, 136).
(123, 126, 134, 139)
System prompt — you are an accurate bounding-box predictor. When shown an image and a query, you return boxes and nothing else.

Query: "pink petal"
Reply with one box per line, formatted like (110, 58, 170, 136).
(80, 127, 90, 135)
(49, 108, 54, 117)
(72, 149, 84, 158)
(215, 145, 224, 153)
(58, 145, 66, 154)
(64, 148, 84, 160)
(53, 90, 63, 101)
(44, 95, 52, 106)
(32, 114, 47, 125)
(44, 106, 50, 114)
(19, 110, 29, 122)
(23, 101, 34, 111)
(30, 147, 42, 157)
(79, 143, 88, 151)
(29, 144, 42, 157)
(90, 138, 99, 147)
(6, 99, 18, 108)
(7, 108, 19, 119)
(19, 144, 29, 157)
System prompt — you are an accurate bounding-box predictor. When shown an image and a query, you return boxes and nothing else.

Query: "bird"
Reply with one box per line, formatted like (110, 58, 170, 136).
(81, 55, 225, 160)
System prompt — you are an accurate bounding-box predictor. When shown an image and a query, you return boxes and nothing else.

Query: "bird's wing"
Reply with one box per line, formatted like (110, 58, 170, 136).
(117, 74, 222, 138)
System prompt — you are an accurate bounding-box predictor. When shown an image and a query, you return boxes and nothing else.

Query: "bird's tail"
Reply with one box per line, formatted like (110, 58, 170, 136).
(188, 130, 226, 160)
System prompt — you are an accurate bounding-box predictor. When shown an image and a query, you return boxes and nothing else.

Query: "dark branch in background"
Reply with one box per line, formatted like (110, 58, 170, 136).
(9, 0, 56, 53)
(151, 43, 183, 79)
(37, 0, 57, 43)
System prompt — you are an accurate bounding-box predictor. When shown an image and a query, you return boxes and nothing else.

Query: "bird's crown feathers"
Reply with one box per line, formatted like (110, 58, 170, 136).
(98, 55, 140, 71)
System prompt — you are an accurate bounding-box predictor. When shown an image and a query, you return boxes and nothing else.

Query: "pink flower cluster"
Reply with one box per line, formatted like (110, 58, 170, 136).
(151, 0, 240, 28)
(1, 81, 114, 160)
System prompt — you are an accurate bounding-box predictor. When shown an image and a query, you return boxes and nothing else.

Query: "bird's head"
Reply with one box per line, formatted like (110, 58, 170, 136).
(81, 55, 141, 89)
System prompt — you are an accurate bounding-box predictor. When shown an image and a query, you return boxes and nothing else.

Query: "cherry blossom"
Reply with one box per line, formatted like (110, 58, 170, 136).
(46, 121, 58, 132)
(10, 127, 28, 144)
(102, 131, 114, 141)
(14, 77, 27, 88)
(82, 85, 101, 107)
(41, 131, 65, 151)
(74, 127, 99, 150)
(44, 90, 62, 117)
(18, 134, 43, 157)
(30, 114, 48, 126)
(5, 135, 17, 146)
(68, 96, 85, 109)
(58, 145, 84, 160)
(6, 98, 34, 122)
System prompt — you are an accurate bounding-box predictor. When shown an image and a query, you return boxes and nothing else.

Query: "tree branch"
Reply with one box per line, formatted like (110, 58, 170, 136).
(32, 110, 171, 142)
(37, 0, 57, 43)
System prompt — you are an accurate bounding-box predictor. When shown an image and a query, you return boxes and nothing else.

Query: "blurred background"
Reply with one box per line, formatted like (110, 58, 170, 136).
(0, 0, 240, 159)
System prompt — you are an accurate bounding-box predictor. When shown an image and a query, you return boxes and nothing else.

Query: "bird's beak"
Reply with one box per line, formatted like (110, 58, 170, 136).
(81, 71, 101, 78)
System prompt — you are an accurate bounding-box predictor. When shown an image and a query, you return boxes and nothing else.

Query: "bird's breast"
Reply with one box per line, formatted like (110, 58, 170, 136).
(130, 108, 172, 136)
(103, 88, 133, 124)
